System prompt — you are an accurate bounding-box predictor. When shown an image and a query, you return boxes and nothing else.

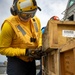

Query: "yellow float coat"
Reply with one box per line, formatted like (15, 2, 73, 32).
(0, 16, 42, 62)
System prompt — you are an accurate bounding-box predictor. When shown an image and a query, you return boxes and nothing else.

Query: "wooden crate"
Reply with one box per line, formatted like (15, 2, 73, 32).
(60, 40, 75, 75)
(42, 20, 75, 51)
(42, 56, 48, 75)
(42, 49, 60, 75)
(42, 40, 75, 75)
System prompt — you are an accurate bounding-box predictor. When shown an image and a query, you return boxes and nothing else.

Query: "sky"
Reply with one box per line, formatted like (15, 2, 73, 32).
(0, 0, 68, 62)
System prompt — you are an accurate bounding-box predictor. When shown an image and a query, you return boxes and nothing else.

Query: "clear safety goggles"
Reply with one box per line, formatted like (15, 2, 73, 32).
(18, 9, 37, 20)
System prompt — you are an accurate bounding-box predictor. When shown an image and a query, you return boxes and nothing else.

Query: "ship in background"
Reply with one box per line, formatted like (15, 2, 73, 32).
(63, 0, 75, 21)
(0, 61, 7, 74)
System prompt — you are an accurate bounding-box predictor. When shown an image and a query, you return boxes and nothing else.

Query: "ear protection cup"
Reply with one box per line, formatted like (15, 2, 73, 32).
(10, 0, 18, 16)
(32, 0, 37, 6)
(10, 6, 17, 16)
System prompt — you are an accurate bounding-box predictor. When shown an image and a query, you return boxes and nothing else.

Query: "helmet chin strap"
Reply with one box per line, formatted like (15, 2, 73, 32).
(19, 16, 31, 22)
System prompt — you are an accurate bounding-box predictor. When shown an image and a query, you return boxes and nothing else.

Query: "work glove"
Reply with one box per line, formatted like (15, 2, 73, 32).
(25, 46, 43, 59)
(33, 46, 47, 57)
(35, 46, 48, 56)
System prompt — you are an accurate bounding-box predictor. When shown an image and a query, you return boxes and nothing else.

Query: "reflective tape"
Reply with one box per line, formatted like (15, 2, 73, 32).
(17, 25, 26, 35)
(33, 19, 38, 32)
(20, 0, 32, 9)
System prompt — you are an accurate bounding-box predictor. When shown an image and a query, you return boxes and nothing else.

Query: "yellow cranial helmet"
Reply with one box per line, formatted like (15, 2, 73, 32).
(10, 0, 41, 20)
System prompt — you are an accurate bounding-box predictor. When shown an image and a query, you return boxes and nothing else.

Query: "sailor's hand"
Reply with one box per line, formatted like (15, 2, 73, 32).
(25, 47, 43, 59)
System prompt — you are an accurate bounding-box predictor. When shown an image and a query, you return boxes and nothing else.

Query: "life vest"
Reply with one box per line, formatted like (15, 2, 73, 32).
(2, 16, 41, 62)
